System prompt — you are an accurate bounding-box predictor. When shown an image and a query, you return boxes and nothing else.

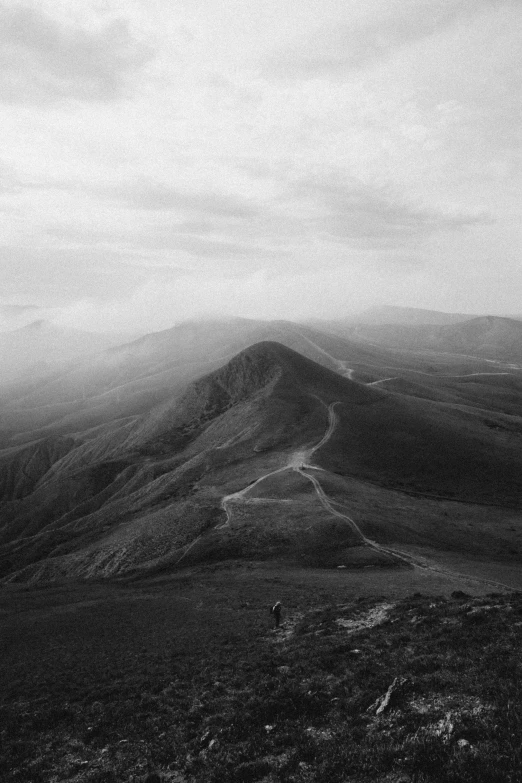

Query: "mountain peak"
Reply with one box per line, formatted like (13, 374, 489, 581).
(202, 341, 288, 399)
(218, 340, 354, 393)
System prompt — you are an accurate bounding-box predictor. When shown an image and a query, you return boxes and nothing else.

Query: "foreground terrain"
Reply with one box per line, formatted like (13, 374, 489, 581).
(1, 567, 521, 782)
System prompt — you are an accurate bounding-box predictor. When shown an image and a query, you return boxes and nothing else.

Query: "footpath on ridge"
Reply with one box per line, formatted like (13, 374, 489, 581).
(214, 397, 516, 593)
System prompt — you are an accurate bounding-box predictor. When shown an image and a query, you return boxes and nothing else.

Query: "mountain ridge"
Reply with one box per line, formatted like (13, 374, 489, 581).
(1, 339, 521, 584)
(325, 315, 522, 365)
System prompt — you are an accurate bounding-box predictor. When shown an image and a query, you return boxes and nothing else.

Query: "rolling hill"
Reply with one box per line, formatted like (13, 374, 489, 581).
(0, 316, 421, 445)
(351, 305, 477, 325)
(436, 316, 522, 362)
(0, 341, 521, 585)
(325, 315, 522, 366)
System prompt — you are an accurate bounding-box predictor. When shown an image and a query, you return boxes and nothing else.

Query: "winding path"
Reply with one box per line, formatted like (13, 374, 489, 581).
(294, 332, 355, 379)
(173, 390, 517, 592)
(366, 377, 397, 386)
(216, 398, 518, 592)
(217, 401, 338, 528)
(297, 469, 516, 591)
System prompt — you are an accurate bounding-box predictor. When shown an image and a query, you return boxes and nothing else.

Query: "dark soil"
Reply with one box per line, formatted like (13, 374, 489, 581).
(1, 565, 521, 782)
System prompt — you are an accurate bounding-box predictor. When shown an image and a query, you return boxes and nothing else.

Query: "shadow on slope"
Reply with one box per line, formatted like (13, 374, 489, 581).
(1, 342, 522, 583)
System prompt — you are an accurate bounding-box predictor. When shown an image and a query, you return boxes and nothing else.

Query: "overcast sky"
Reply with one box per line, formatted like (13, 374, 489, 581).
(0, 0, 520, 331)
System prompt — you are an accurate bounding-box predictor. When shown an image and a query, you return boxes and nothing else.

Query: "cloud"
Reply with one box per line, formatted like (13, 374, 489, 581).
(0, 4, 153, 103)
(152, 234, 258, 259)
(43, 168, 492, 269)
(266, 0, 517, 79)
(104, 179, 259, 218)
(46, 220, 285, 264)
(115, 171, 492, 255)
(50, 268, 372, 332)
(44, 205, 262, 262)
(285, 174, 492, 248)
(0, 245, 145, 304)
(0, 161, 23, 205)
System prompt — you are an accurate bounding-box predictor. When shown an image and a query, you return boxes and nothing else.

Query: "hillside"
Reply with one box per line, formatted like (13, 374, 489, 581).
(354, 305, 477, 325)
(311, 306, 477, 335)
(1, 576, 521, 783)
(0, 317, 410, 444)
(328, 315, 522, 366)
(0, 341, 521, 585)
(437, 316, 522, 362)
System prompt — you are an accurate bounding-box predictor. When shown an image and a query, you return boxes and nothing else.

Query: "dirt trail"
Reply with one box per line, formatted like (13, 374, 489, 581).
(218, 398, 338, 529)
(296, 460, 417, 570)
(176, 394, 517, 592)
(367, 377, 397, 386)
(218, 466, 290, 529)
(309, 401, 339, 456)
(174, 534, 203, 565)
(215, 402, 339, 528)
(297, 468, 516, 591)
(294, 332, 355, 379)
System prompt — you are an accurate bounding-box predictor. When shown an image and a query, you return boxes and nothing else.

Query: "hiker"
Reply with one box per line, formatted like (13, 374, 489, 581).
(270, 601, 282, 628)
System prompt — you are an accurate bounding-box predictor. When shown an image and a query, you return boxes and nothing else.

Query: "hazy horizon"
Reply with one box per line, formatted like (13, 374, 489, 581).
(0, 0, 520, 332)
(2, 302, 522, 336)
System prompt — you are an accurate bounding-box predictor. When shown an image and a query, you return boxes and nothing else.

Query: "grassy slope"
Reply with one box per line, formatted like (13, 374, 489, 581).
(330, 315, 522, 364)
(0, 318, 396, 441)
(318, 473, 522, 565)
(2, 342, 522, 583)
(318, 389, 522, 506)
(1, 569, 521, 782)
(377, 373, 522, 419)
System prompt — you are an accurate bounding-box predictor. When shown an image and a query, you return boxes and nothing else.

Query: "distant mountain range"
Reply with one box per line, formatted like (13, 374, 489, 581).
(331, 315, 522, 364)
(353, 305, 479, 325)
(315, 304, 522, 330)
(0, 317, 410, 443)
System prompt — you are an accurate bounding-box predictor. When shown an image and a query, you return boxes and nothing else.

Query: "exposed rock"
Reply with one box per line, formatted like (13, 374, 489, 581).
(336, 602, 394, 635)
(368, 676, 408, 715)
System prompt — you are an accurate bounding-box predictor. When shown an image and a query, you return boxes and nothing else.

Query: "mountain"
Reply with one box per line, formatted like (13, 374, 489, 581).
(310, 305, 477, 332)
(436, 316, 522, 362)
(1, 341, 522, 585)
(0, 320, 134, 384)
(0, 317, 411, 444)
(354, 305, 477, 325)
(328, 315, 522, 366)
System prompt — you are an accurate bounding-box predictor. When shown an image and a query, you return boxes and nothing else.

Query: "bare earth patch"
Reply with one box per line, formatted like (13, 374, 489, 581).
(336, 601, 395, 633)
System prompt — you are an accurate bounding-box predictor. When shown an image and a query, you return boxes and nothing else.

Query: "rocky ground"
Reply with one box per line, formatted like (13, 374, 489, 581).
(1, 570, 521, 782)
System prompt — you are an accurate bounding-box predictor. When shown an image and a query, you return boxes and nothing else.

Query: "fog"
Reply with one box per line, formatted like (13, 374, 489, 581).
(3, 269, 517, 337)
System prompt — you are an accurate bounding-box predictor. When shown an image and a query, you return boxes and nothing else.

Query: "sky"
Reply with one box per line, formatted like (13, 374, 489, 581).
(0, 0, 520, 332)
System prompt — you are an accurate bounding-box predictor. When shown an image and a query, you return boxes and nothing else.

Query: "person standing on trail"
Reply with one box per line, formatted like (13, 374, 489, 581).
(270, 601, 282, 629)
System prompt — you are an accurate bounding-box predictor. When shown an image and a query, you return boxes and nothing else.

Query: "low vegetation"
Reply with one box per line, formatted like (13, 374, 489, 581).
(1, 576, 521, 782)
